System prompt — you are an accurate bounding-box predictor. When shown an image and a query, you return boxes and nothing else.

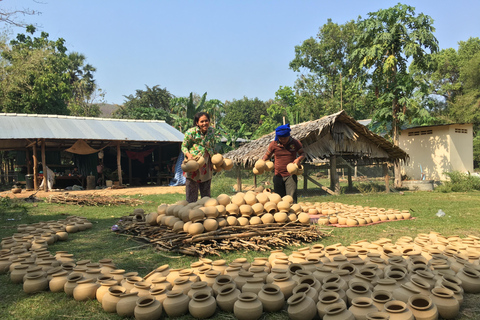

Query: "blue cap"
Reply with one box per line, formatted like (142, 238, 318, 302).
(275, 123, 291, 141)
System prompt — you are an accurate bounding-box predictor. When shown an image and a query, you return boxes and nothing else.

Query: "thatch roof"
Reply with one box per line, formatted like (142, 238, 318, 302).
(224, 110, 408, 167)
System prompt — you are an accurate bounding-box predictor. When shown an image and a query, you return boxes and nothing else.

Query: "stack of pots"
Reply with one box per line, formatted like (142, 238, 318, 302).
(142, 190, 312, 237)
(298, 201, 412, 226)
(252, 159, 274, 175)
(3, 226, 480, 319)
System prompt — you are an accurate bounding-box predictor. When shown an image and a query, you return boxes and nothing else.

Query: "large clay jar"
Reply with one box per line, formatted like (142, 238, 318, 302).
(189, 291, 217, 319)
(234, 292, 263, 320)
(96, 279, 118, 303)
(242, 277, 265, 295)
(122, 275, 143, 293)
(287, 292, 317, 320)
(172, 276, 193, 295)
(212, 275, 234, 296)
(64, 273, 84, 297)
(456, 267, 480, 293)
(272, 274, 296, 299)
(317, 291, 346, 318)
(162, 290, 190, 318)
(370, 290, 393, 311)
(102, 285, 126, 313)
(73, 278, 99, 301)
(429, 287, 460, 319)
(234, 270, 254, 290)
(382, 300, 414, 320)
(346, 282, 372, 306)
(134, 295, 163, 320)
(323, 302, 355, 320)
(49, 270, 69, 293)
(115, 292, 139, 317)
(348, 297, 378, 320)
(11, 264, 29, 284)
(407, 294, 438, 320)
(258, 283, 285, 312)
(216, 283, 241, 312)
(23, 272, 49, 294)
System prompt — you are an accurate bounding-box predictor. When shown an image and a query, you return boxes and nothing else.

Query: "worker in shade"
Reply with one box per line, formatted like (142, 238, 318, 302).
(262, 123, 304, 203)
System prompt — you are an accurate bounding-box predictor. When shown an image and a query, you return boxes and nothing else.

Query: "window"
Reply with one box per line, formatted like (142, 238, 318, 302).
(408, 129, 432, 136)
(455, 128, 468, 134)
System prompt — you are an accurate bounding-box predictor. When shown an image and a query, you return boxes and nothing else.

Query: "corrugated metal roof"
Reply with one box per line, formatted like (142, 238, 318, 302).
(0, 113, 185, 142)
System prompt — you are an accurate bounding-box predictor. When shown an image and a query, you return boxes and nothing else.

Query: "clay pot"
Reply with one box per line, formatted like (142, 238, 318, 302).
(429, 287, 460, 319)
(317, 291, 346, 318)
(211, 153, 224, 166)
(348, 297, 378, 320)
(346, 282, 372, 306)
(134, 295, 163, 320)
(64, 273, 85, 297)
(188, 281, 213, 299)
(189, 291, 217, 319)
(212, 275, 234, 295)
(392, 283, 421, 303)
(287, 292, 317, 320)
(370, 290, 393, 310)
(233, 292, 263, 320)
(102, 285, 126, 313)
(242, 277, 264, 295)
(258, 283, 285, 312)
(366, 312, 391, 320)
(323, 302, 355, 320)
(49, 270, 69, 293)
(272, 274, 296, 299)
(162, 290, 190, 318)
(216, 283, 241, 312)
(73, 278, 99, 301)
(456, 267, 480, 293)
(23, 272, 48, 294)
(10, 265, 28, 284)
(116, 292, 139, 317)
(407, 294, 438, 320)
(382, 300, 414, 320)
(181, 159, 200, 172)
(96, 279, 119, 303)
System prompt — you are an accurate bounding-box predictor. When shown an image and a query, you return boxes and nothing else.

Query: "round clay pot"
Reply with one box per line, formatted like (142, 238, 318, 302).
(429, 287, 460, 319)
(211, 154, 224, 166)
(287, 292, 317, 320)
(407, 294, 438, 320)
(102, 285, 126, 313)
(189, 290, 217, 319)
(116, 292, 139, 317)
(216, 283, 241, 312)
(258, 283, 285, 312)
(134, 295, 163, 320)
(234, 292, 263, 320)
(162, 290, 190, 317)
(382, 300, 414, 320)
(317, 291, 346, 318)
(73, 278, 99, 301)
(456, 267, 480, 293)
(348, 297, 378, 320)
(272, 274, 296, 299)
(323, 302, 355, 320)
(188, 281, 213, 299)
(96, 279, 119, 303)
(23, 272, 48, 294)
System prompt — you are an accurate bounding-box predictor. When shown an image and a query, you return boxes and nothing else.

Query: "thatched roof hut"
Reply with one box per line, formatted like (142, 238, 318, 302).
(224, 110, 408, 167)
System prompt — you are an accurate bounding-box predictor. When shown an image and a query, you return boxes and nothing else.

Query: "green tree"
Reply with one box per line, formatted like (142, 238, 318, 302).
(113, 84, 173, 120)
(222, 97, 267, 134)
(290, 19, 371, 121)
(350, 3, 439, 187)
(0, 26, 98, 115)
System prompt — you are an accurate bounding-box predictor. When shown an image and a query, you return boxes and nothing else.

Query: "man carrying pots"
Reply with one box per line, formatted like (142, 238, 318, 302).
(262, 123, 304, 203)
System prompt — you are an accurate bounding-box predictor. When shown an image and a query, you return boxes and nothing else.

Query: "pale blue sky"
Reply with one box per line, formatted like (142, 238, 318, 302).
(5, 0, 480, 105)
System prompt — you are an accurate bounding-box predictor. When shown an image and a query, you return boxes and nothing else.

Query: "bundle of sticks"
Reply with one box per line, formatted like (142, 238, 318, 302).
(46, 193, 144, 206)
(114, 219, 331, 256)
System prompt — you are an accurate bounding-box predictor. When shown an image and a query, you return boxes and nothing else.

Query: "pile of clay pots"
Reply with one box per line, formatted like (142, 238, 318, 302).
(298, 201, 412, 226)
(3, 229, 480, 319)
(181, 153, 234, 173)
(252, 159, 274, 175)
(140, 190, 312, 236)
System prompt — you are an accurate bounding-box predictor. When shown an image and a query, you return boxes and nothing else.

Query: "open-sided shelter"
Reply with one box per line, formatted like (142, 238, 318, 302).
(224, 110, 408, 194)
(0, 113, 184, 190)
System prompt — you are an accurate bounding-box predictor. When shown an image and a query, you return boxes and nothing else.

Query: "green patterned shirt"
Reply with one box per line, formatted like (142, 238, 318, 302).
(181, 126, 219, 158)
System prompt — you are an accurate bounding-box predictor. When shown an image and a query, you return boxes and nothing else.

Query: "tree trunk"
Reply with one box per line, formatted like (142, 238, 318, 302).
(392, 97, 402, 188)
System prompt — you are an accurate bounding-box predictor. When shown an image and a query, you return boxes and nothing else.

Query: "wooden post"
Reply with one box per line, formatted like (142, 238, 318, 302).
(330, 155, 339, 194)
(254, 174, 257, 188)
(128, 147, 132, 185)
(383, 163, 390, 193)
(117, 142, 123, 185)
(41, 139, 47, 191)
(303, 164, 308, 191)
(347, 166, 353, 191)
(26, 148, 31, 174)
(33, 143, 38, 190)
(236, 166, 242, 192)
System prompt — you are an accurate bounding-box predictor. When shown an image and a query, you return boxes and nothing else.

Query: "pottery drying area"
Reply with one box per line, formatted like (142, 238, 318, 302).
(113, 189, 413, 256)
(2, 213, 480, 320)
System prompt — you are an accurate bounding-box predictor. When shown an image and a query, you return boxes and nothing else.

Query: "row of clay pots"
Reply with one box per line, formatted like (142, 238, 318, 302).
(3, 221, 480, 319)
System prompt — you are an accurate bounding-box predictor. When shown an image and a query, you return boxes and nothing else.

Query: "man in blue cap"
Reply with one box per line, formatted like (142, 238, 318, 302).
(262, 123, 304, 203)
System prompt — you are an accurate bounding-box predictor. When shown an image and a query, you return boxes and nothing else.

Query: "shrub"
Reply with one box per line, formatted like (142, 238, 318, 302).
(436, 171, 480, 193)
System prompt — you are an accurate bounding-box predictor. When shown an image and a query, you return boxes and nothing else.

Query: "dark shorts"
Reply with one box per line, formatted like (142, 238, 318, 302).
(273, 174, 298, 203)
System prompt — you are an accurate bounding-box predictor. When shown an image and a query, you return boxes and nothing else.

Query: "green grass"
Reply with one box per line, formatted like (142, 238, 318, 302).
(2, 191, 480, 319)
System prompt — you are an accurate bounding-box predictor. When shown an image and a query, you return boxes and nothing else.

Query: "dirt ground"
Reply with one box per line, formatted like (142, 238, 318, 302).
(1, 185, 186, 199)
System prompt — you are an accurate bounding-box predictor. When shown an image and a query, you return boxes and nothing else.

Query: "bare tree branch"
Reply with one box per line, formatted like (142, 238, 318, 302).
(0, 0, 41, 27)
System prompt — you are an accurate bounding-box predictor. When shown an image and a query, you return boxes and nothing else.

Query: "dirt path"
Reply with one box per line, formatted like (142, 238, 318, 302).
(1, 185, 186, 199)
